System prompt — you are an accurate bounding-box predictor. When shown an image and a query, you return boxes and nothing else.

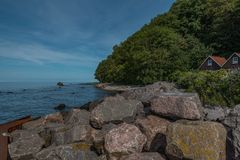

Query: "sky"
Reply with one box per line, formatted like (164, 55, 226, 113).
(0, 0, 175, 82)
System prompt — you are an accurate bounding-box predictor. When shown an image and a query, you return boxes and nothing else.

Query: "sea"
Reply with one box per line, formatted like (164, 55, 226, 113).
(0, 82, 113, 124)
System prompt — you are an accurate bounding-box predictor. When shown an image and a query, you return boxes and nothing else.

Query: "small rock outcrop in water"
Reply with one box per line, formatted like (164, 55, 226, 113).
(54, 103, 66, 111)
(8, 81, 240, 160)
(57, 82, 64, 87)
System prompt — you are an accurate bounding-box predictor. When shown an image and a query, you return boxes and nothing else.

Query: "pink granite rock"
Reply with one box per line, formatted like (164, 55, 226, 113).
(150, 93, 202, 120)
(135, 115, 171, 152)
(105, 123, 147, 159)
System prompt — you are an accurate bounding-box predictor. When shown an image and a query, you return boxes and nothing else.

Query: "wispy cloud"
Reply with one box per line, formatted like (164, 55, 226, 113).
(0, 41, 100, 66)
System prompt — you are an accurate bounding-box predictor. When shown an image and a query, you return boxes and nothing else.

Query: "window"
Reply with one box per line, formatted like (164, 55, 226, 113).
(208, 59, 212, 66)
(232, 57, 239, 64)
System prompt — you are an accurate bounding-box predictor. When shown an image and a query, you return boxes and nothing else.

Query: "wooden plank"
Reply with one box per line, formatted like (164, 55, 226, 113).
(0, 128, 8, 160)
(0, 116, 32, 160)
(0, 116, 31, 131)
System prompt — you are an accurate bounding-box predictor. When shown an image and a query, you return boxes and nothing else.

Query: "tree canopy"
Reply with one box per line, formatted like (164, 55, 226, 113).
(95, 0, 240, 85)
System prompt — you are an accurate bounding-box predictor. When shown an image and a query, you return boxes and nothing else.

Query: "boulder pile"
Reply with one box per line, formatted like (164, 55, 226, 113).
(7, 82, 239, 160)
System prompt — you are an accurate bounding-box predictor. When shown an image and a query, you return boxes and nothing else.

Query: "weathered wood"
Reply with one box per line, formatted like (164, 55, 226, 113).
(0, 116, 32, 160)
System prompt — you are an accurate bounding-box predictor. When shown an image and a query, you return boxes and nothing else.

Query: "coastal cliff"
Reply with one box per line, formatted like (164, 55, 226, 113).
(7, 82, 239, 160)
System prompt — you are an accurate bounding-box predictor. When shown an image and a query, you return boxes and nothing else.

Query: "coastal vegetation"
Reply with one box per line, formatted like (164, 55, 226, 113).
(95, 0, 240, 106)
(171, 70, 240, 107)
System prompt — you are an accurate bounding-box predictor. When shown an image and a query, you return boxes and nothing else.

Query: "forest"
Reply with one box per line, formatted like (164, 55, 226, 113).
(95, 0, 240, 106)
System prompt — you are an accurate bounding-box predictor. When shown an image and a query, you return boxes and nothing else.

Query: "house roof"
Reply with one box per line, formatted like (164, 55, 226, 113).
(210, 56, 226, 66)
(199, 55, 227, 69)
(222, 52, 240, 67)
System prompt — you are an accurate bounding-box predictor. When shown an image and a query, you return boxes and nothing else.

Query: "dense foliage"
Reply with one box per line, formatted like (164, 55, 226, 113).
(171, 70, 240, 107)
(95, 0, 240, 85)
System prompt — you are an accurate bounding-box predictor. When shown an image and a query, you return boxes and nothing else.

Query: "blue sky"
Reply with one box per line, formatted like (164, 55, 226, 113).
(0, 0, 174, 82)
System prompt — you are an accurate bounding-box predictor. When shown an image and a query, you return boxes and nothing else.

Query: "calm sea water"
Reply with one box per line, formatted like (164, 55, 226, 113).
(0, 82, 112, 124)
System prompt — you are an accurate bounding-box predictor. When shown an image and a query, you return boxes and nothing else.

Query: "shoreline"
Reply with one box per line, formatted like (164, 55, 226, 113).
(95, 83, 140, 92)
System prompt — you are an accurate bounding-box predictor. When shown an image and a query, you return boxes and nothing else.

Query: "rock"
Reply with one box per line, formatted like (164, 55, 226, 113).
(97, 155, 108, 160)
(79, 100, 102, 112)
(64, 109, 90, 125)
(203, 106, 226, 121)
(120, 152, 166, 160)
(9, 130, 45, 160)
(135, 115, 171, 152)
(166, 120, 226, 160)
(57, 82, 64, 87)
(22, 118, 45, 132)
(54, 104, 66, 111)
(223, 105, 240, 159)
(35, 143, 98, 160)
(121, 81, 179, 103)
(43, 112, 64, 124)
(90, 95, 143, 128)
(92, 123, 117, 154)
(51, 124, 93, 145)
(223, 105, 240, 128)
(64, 125, 93, 144)
(150, 93, 203, 120)
(104, 123, 147, 159)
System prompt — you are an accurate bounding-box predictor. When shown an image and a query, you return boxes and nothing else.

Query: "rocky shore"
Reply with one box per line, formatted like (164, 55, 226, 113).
(7, 82, 240, 160)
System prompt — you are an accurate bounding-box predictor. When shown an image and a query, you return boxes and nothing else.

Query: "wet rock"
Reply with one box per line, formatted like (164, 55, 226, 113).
(120, 152, 166, 160)
(121, 81, 179, 103)
(104, 123, 147, 159)
(166, 120, 226, 160)
(90, 95, 143, 128)
(57, 82, 64, 87)
(54, 104, 66, 111)
(64, 109, 90, 125)
(150, 93, 203, 120)
(35, 143, 98, 160)
(135, 115, 171, 152)
(9, 130, 45, 160)
(203, 106, 226, 121)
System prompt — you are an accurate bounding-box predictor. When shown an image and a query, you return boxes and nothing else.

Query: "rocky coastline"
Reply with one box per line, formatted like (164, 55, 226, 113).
(7, 82, 240, 160)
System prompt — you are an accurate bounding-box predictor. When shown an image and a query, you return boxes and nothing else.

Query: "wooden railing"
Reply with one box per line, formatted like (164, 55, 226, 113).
(0, 116, 32, 160)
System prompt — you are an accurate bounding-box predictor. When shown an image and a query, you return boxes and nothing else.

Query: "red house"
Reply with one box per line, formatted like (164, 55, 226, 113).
(222, 52, 240, 69)
(199, 55, 226, 70)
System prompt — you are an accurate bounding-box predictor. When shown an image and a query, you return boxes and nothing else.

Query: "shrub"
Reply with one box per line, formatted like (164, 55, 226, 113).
(171, 70, 240, 107)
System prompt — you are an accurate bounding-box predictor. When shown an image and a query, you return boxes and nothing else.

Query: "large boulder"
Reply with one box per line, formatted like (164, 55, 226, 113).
(90, 95, 143, 128)
(64, 109, 90, 125)
(121, 82, 179, 103)
(51, 124, 93, 145)
(135, 115, 170, 152)
(92, 123, 117, 154)
(120, 152, 166, 160)
(150, 93, 203, 120)
(166, 120, 226, 160)
(35, 143, 98, 160)
(9, 130, 45, 160)
(104, 123, 147, 160)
